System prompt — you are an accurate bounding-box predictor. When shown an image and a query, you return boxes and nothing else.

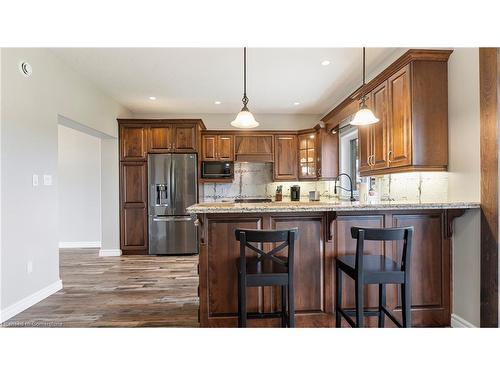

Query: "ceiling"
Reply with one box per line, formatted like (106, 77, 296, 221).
(51, 48, 408, 115)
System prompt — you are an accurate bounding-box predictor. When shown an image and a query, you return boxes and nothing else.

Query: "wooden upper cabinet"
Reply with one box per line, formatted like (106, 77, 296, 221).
(202, 135, 217, 160)
(274, 135, 298, 181)
(201, 134, 234, 161)
(120, 125, 148, 161)
(387, 65, 412, 168)
(298, 132, 317, 179)
(358, 94, 372, 174)
(172, 123, 197, 152)
(217, 135, 234, 161)
(316, 128, 339, 180)
(355, 50, 451, 176)
(234, 135, 273, 162)
(148, 125, 172, 153)
(371, 81, 389, 170)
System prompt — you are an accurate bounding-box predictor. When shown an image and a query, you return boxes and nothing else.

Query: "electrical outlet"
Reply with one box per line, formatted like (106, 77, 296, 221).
(32, 174, 39, 187)
(27, 261, 33, 274)
(43, 174, 52, 186)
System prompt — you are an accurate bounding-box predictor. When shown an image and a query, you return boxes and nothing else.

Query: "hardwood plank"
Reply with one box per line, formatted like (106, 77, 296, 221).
(2, 250, 199, 328)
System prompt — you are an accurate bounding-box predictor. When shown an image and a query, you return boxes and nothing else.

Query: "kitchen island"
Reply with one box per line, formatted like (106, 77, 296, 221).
(187, 201, 479, 327)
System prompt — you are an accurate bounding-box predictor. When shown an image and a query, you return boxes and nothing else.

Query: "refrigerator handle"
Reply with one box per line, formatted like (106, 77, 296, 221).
(171, 156, 176, 211)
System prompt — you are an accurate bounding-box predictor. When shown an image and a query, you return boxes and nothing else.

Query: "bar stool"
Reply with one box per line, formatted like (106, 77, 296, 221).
(235, 228, 298, 328)
(335, 226, 414, 328)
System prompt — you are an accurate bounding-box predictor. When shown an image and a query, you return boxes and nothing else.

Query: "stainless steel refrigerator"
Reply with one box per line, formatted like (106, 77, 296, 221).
(148, 154, 198, 255)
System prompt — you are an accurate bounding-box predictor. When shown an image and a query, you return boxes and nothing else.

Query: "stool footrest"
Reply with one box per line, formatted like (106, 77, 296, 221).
(246, 312, 286, 320)
(337, 306, 403, 327)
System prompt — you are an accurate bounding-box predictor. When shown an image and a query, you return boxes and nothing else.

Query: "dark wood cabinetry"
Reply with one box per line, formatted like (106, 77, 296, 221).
(274, 135, 298, 180)
(354, 50, 451, 176)
(120, 125, 148, 161)
(199, 212, 333, 327)
(201, 134, 234, 161)
(197, 208, 462, 327)
(297, 127, 339, 180)
(119, 162, 148, 252)
(118, 119, 205, 255)
(323, 50, 451, 177)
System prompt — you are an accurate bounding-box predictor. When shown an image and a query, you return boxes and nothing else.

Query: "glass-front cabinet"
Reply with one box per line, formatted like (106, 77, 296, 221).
(298, 132, 317, 179)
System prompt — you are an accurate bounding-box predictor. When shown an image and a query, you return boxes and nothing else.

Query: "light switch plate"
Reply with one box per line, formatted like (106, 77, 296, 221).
(43, 174, 52, 186)
(32, 174, 39, 186)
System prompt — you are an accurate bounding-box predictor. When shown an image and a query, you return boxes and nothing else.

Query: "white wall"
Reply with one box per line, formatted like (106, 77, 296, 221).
(132, 113, 321, 131)
(58, 125, 101, 247)
(447, 48, 481, 327)
(0, 48, 130, 321)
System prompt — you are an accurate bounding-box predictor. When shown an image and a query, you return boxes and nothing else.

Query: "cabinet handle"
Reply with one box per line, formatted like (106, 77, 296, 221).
(388, 150, 393, 163)
(317, 168, 321, 177)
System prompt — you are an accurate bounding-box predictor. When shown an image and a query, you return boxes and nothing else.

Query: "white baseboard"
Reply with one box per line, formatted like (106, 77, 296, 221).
(451, 313, 476, 328)
(99, 248, 122, 257)
(59, 241, 101, 249)
(0, 279, 63, 323)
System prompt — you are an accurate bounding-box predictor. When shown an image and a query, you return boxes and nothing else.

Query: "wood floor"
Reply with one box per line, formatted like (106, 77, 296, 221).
(2, 249, 199, 327)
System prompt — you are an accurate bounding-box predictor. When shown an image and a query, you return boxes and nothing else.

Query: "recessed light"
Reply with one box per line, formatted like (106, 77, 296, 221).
(149, 96, 157, 100)
(321, 60, 331, 66)
(214, 101, 221, 105)
(293, 102, 300, 106)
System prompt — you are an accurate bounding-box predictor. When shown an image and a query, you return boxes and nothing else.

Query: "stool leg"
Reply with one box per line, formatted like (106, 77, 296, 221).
(238, 273, 247, 328)
(335, 264, 342, 328)
(281, 285, 287, 328)
(378, 283, 386, 328)
(402, 282, 411, 328)
(288, 280, 295, 328)
(355, 280, 364, 328)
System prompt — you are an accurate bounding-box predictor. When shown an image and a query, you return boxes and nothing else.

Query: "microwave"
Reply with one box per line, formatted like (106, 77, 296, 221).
(201, 161, 234, 179)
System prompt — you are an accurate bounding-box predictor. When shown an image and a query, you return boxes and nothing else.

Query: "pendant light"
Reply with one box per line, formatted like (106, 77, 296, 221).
(231, 47, 259, 128)
(350, 47, 379, 126)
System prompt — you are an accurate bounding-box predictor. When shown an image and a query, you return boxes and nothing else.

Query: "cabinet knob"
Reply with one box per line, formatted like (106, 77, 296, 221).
(388, 150, 393, 163)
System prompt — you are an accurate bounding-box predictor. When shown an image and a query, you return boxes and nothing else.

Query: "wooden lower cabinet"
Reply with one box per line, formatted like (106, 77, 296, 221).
(332, 211, 451, 327)
(200, 213, 333, 327)
(198, 209, 456, 327)
(119, 162, 148, 254)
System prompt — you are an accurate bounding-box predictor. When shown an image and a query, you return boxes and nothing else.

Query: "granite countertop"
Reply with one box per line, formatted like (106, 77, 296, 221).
(186, 200, 480, 214)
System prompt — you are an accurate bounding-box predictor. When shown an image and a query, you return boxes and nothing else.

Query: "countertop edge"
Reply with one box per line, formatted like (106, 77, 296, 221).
(186, 202, 481, 214)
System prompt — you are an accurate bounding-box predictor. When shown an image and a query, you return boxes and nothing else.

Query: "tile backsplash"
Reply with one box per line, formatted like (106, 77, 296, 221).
(201, 163, 449, 202)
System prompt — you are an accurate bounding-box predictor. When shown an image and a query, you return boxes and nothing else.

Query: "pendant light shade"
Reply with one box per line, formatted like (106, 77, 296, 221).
(231, 107, 259, 128)
(350, 101, 379, 126)
(231, 47, 259, 129)
(351, 47, 379, 126)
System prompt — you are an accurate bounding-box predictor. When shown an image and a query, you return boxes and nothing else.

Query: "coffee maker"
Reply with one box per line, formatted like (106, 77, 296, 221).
(290, 185, 300, 201)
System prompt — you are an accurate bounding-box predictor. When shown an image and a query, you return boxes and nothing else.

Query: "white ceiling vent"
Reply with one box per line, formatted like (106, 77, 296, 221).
(19, 61, 32, 77)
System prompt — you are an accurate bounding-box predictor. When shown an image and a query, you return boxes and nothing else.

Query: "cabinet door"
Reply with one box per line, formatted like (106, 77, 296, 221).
(371, 81, 389, 170)
(358, 93, 373, 173)
(298, 133, 317, 179)
(202, 135, 217, 161)
(120, 162, 148, 253)
(317, 128, 339, 180)
(332, 214, 385, 327)
(388, 213, 450, 327)
(205, 216, 263, 319)
(149, 125, 172, 153)
(172, 124, 197, 152)
(271, 215, 332, 326)
(274, 135, 298, 180)
(120, 125, 148, 161)
(217, 135, 234, 161)
(388, 65, 412, 168)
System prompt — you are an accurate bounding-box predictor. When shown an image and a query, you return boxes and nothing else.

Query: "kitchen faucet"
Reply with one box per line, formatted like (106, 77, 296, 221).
(334, 173, 356, 202)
